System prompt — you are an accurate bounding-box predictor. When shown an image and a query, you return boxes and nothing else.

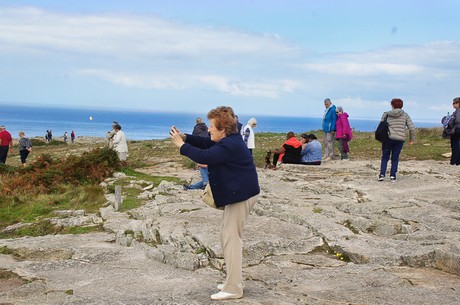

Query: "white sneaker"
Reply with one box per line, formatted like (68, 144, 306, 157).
(210, 291, 243, 300)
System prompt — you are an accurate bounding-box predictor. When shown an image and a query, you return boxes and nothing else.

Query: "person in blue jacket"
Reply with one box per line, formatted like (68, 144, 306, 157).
(170, 106, 260, 301)
(322, 98, 337, 160)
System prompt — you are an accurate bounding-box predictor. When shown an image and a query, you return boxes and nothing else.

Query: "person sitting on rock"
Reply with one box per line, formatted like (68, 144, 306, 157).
(270, 131, 302, 167)
(300, 133, 322, 165)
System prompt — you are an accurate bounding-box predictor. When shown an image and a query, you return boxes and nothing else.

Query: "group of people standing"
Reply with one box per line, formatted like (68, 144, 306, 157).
(324, 96, 459, 181)
(0, 120, 130, 167)
(0, 125, 32, 167)
(45, 130, 76, 143)
(322, 98, 353, 161)
(267, 98, 353, 168)
(62, 131, 76, 143)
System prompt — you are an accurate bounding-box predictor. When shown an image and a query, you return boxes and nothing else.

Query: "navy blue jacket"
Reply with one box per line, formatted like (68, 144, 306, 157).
(180, 133, 260, 208)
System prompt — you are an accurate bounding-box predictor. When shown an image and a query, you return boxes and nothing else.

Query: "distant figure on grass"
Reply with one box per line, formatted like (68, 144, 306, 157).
(18, 131, 32, 167)
(378, 98, 415, 182)
(242, 118, 257, 155)
(112, 124, 128, 161)
(0, 125, 13, 164)
(322, 98, 337, 161)
(270, 131, 302, 167)
(106, 121, 119, 148)
(47, 130, 53, 142)
(71, 131, 75, 143)
(300, 133, 322, 165)
(335, 106, 353, 161)
(449, 97, 460, 165)
(63, 131, 68, 143)
(192, 118, 209, 137)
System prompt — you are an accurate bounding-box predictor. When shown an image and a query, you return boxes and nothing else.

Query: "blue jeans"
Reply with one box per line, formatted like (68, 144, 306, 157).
(189, 167, 209, 189)
(379, 139, 404, 177)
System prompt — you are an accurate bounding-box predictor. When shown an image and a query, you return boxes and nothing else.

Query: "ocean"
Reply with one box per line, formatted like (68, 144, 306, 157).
(0, 104, 440, 141)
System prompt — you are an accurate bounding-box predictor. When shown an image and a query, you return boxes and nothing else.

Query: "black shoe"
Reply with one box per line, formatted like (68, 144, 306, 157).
(182, 184, 190, 190)
(390, 176, 396, 182)
(378, 175, 384, 181)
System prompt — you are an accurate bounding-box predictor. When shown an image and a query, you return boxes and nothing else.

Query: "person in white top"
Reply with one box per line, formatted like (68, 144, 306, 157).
(242, 118, 257, 155)
(112, 124, 128, 161)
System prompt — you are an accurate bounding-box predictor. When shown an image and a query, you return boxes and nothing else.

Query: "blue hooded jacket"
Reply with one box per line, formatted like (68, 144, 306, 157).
(322, 104, 337, 132)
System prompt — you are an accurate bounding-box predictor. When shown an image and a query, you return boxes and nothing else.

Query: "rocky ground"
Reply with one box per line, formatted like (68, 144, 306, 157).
(0, 157, 459, 305)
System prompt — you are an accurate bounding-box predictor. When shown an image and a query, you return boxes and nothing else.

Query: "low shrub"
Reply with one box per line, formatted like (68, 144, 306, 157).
(0, 147, 120, 195)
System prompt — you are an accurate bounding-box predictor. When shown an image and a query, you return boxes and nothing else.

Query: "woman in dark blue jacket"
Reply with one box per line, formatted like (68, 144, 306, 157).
(170, 106, 260, 301)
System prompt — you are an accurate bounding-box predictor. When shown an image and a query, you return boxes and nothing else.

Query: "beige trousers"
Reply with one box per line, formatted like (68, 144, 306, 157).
(220, 194, 258, 295)
(117, 151, 127, 161)
(324, 131, 335, 158)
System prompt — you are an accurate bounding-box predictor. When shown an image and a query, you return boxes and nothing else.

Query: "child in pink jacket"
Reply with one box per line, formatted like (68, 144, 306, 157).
(335, 106, 353, 160)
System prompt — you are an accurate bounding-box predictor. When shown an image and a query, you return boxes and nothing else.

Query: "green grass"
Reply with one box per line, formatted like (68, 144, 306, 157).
(117, 187, 144, 212)
(0, 221, 105, 239)
(120, 167, 183, 184)
(0, 185, 106, 229)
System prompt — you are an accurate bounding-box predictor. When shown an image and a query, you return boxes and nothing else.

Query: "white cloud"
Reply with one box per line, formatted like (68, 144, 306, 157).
(196, 76, 300, 98)
(300, 41, 460, 78)
(78, 69, 301, 98)
(302, 62, 423, 76)
(0, 6, 296, 60)
(0, 6, 305, 100)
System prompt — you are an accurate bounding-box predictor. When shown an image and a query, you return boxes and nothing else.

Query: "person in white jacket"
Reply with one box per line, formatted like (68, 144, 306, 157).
(242, 118, 257, 155)
(112, 124, 128, 161)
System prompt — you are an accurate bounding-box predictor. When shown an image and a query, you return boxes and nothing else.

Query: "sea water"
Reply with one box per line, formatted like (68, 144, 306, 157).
(0, 104, 439, 141)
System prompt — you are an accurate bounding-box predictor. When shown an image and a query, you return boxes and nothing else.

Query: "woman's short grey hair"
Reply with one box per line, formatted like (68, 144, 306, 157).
(336, 106, 343, 113)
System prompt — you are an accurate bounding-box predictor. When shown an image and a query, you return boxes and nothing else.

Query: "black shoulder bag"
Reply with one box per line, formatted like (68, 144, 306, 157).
(375, 115, 389, 142)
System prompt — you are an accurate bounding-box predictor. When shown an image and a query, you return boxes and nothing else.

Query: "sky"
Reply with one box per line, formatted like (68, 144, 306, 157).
(0, 0, 459, 121)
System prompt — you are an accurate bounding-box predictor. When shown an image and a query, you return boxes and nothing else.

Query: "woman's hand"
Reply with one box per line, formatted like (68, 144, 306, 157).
(170, 126, 185, 148)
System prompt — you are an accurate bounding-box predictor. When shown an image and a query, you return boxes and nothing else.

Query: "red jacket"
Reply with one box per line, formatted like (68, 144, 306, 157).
(279, 136, 302, 163)
(0, 130, 12, 147)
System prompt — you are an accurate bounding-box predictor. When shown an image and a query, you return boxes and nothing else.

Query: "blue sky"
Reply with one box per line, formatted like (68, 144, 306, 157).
(0, 0, 459, 120)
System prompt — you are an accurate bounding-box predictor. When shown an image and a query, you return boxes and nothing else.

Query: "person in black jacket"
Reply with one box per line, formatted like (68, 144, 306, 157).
(192, 118, 209, 137)
(170, 106, 260, 301)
